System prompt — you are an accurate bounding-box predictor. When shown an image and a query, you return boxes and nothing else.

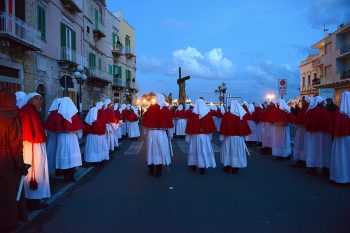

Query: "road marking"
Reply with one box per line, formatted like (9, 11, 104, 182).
(176, 140, 221, 153)
(124, 142, 144, 155)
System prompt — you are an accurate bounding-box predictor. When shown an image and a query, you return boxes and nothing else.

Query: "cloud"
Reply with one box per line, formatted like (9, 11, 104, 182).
(138, 47, 234, 80)
(301, 0, 350, 28)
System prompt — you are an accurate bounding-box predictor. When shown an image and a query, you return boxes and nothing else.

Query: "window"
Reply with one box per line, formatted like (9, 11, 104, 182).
(87, 26, 90, 33)
(302, 77, 305, 87)
(98, 57, 102, 70)
(117, 66, 122, 79)
(314, 73, 317, 79)
(325, 42, 332, 55)
(94, 8, 99, 29)
(112, 33, 120, 49)
(325, 65, 332, 77)
(125, 69, 132, 81)
(89, 53, 96, 68)
(125, 37, 131, 53)
(60, 23, 76, 61)
(37, 5, 46, 41)
(307, 75, 310, 86)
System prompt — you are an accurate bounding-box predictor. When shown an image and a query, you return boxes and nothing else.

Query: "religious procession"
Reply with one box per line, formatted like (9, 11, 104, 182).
(1, 86, 350, 232)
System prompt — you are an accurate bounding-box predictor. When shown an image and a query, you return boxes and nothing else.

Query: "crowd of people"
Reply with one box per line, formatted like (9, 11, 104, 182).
(1, 88, 350, 232)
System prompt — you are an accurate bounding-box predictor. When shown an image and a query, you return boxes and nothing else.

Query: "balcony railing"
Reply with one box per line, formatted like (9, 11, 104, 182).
(0, 12, 41, 50)
(300, 86, 318, 93)
(340, 44, 350, 55)
(124, 46, 136, 58)
(112, 42, 123, 56)
(113, 78, 126, 87)
(88, 68, 111, 83)
(341, 70, 350, 80)
(312, 58, 322, 67)
(60, 0, 83, 13)
(312, 78, 321, 85)
(126, 81, 139, 90)
(59, 47, 85, 66)
(93, 24, 106, 38)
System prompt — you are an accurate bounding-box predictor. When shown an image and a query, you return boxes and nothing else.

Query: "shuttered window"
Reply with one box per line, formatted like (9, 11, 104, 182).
(37, 5, 46, 41)
(89, 53, 96, 68)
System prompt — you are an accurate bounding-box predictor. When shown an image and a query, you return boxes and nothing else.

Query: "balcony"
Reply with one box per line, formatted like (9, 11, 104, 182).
(112, 78, 126, 89)
(300, 86, 318, 95)
(312, 78, 321, 85)
(112, 42, 123, 57)
(124, 46, 136, 58)
(0, 12, 41, 51)
(93, 25, 106, 39)
(126, 81, 139, 90)
(58, 47, 85, 69)
(60, 0, 83, 13)
(87, 68, 111, 86)
(340, 44, 350, 55)
(341, 70, 350, 80)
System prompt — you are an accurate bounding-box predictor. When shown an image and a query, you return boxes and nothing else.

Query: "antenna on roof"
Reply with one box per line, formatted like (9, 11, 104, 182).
(323, 25, 329, 38)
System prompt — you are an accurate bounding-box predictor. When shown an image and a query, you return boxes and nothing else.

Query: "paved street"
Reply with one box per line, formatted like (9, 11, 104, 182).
(18, 134, 350, 233)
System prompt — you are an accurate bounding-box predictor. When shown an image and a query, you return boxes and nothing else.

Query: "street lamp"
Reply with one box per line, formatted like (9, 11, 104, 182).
(215, 82, 227, 109)
(73, 65, 87, 114)
(266, 93, 275, 102)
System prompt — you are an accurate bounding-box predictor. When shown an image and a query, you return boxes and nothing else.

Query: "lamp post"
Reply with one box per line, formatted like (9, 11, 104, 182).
(73, 65, 87, 114)
(215, 82, 227, 109)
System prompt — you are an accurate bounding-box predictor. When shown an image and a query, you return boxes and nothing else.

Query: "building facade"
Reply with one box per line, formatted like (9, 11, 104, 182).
(300, 22, 350, 105)
(0, 0, 137, 118)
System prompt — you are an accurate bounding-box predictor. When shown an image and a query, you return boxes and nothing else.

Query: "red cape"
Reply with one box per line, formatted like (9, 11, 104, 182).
(142, 104, 173, 129)
(332, 109, 350, 137)
(19, 104, 47, 143)
(121, 109, 129, 121)
(175, 110, 186, 119)
(219, 112, 252, 136)
(114, 110, 122, 121)
(84, 109, 107, 135)
(305, 105, 332, 134)
(263, 105, 289, 124)
(127, 111, 139, 122)
(46, 111, 83, 132)
(104, 108, 118, 124)
(252, 107, 264, 123)
(185, 109, 192, 118)
(185, 112, 216, 134)
(292, 105, 308, 126)
(243, 105, 253, 121)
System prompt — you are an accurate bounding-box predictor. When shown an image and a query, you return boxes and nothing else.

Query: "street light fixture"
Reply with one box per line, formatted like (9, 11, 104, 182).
(73, 65, 87, 114)
(215, 82, 227, 109)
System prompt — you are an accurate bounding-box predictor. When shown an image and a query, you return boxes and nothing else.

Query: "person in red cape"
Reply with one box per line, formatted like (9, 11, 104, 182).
(245, 103, 258, 144)
(45, 98, 62, 176)
(260, 101, 277, 154)
(330, 92, 350, 183)
(103, 99, 118, 152)
(127, 106, 140, 140)
(84, 102, 109, 164)
(120, 104, 128, 136)
(219, 100, 251, 175)
(175, 104, 187, 136)
(304, 96, 333, 175)
(185, 98, 216, 175)
(253, 103, 265, 145)
(113, 103, 123, 140)
(19, 92, 50, 211)
(168, 105, 176, 137)
(51, 97, 84, 182)
(142, 93, 173, 177)
(269, 99, 292, 160)
(290, 97, 310, 168)
(0, 89, 28, 232)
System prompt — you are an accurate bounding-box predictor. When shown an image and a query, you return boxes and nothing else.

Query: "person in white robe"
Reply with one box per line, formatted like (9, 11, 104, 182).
(84, 102, 109, 163)
(175, 104, 186, 136)
(330, 92, 350, 183)
(120, 104, 127, 136)
(128, 106, 141, 138)
(55, 97, 83, 182)
(15, 91, 27, 109)
(220, 100, 250, 175)
(168, 105, 176, 136)
(21, 92, 51, 210)
(255, 103, 264, 144)
(114, 103, 122, 141)
(245, 103, 258, 143)
(104, 99, 116, 152)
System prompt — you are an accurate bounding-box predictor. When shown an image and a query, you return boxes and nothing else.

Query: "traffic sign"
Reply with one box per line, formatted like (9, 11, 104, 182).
(278, 79, 287, 96)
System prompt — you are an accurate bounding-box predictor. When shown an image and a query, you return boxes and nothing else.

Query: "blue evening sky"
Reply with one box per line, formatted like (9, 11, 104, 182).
(107, 0, 350, 103)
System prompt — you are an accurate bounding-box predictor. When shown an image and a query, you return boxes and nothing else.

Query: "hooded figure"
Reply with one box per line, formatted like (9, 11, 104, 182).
(45, 98, 63, 176)
(260, 101, 278, 154)
(252, 103, 265, 144)
(175, 104, 187, 136)
(330, 92, 350, 183)
(219, 100, 251, 174)
(127, 106, 141, 139)
(103, 99, 118, 151)
(120, 104, 128, 136)
(84, 102, 109, 163)
(113, 103, 122, 140)
(245, 103, 258, 144)
(19, 92, 51, 210)
(305, 96, 332, 175)
(15, 91, 27, 109)
(290, 97, 311, 168)
(185, 99, 216, 175)
(0, 89, 28, 231)
(142, 94, 174, 177)
(54, 97, 84, 182)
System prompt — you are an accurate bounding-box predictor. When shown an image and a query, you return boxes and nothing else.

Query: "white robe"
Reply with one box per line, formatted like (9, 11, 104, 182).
(121, 123, 127, 136)
(56, 132, 82, 169)
(146, 129, 171, 165)
(293, 125, 307, 161)
(106, 124, 115, 151)
(330, 136, 350, 183)
(256, 122, 264, 143)
(111, 123, 119, 147)
(46, 131, 58, 176)
(262, 122, 272, 148)
(187, 134, 216, 168)
(168, 119, 175, 136)
(176, 119, 187, 136)
(128, 121, 141, 138)
(84, 134, 109, 162)
(271, 124, 291, 157)
(305, 132, 332, 168)
(213, 116, 221, 132)
(245, 120, 258, 142)
(220, 136, 247, 168)
(23, 141, 51, 199)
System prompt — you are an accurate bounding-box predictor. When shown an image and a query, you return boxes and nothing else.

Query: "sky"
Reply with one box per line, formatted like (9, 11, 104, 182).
(107, 0, 350, 103)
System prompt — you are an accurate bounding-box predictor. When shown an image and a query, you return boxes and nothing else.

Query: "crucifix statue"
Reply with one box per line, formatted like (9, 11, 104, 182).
(177, 67, 190, 105)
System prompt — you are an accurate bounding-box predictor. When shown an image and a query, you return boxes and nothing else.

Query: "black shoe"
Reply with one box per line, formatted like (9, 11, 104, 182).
(189, 165, 197, 171)
(222, 166, 231, 173)
(155, 165, 163, 177)
(306, 168, 318, 176)
(148, 165, 155, 176)
(231, 168, 239, 175)
(289, 160, 304, 168)
(199, 168, 206, 175)
(322, 168, 330, 177)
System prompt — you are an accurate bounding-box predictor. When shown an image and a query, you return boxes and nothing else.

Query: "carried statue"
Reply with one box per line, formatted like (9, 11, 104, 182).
(177, 67, 190, 105)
